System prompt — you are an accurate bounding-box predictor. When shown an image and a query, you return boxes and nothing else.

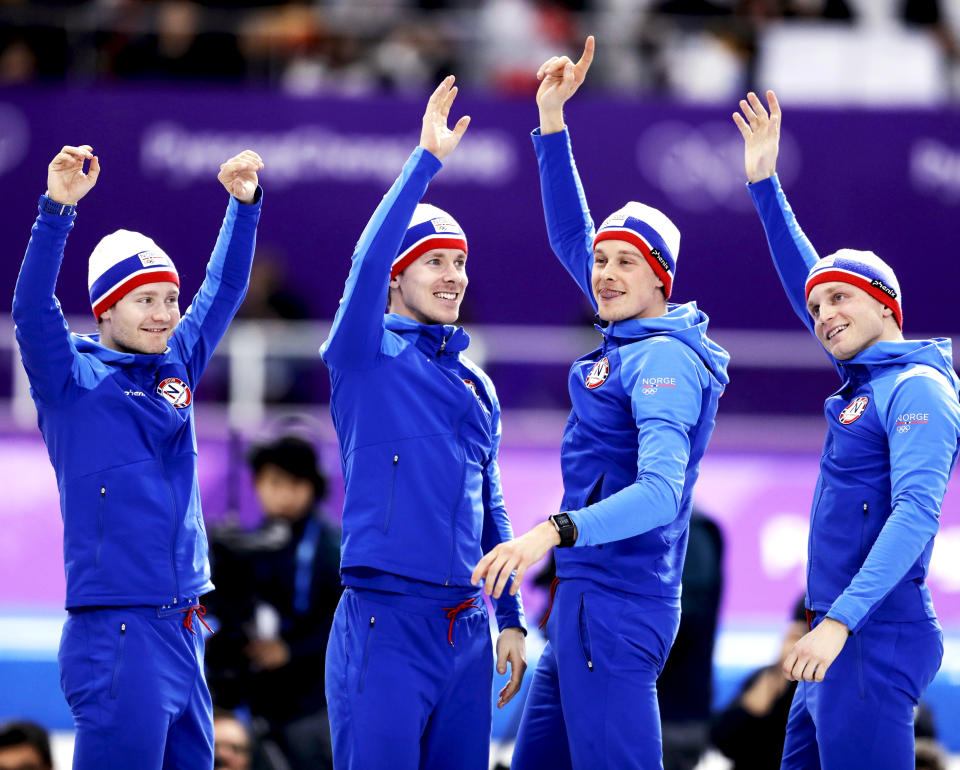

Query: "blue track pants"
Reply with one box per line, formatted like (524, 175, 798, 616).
(780, 616, 943, 770)
(512, 578, 680, 770)
(58, 602, 213, 769)
(325, 587, 493, 770)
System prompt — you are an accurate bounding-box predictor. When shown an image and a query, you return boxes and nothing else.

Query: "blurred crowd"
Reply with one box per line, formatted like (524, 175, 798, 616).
(1, 0, 960, 100)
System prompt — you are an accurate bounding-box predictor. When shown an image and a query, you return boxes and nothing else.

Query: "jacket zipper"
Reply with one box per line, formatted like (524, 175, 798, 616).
(806, 485, 825, 603)
(383, 454, 399, 533)
(95, 486, 106, 567)
(435, 335, 469, 586)
(859, 502, 869, 561)
(160, 462, 180, 604)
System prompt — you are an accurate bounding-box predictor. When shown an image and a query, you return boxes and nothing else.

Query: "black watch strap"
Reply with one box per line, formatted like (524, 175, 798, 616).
(550, 512, 577, 548)
(39, 195, 77, 216)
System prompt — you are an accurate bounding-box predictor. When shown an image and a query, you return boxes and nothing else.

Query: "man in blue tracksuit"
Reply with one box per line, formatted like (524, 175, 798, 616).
(734, 91, 960, 769)
(320, 78, 526, 770)
(474, 38, 730, 770)
(13, 144, 263, 769)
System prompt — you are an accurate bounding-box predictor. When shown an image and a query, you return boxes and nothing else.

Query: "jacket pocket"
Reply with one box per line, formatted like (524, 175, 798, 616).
(95, 486, 106, 567)
(109, 621, 127, 699)
(358, 615, 376, 693)
(578, 593, 595, 672)
(383, 454, 399, 534)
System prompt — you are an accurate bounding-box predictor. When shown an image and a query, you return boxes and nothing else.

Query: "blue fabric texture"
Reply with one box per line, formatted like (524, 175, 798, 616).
(512, 579, 681, 770)
(779, 616, 943, 770)
(320, 146, 524, 633)
(58, 605, 214, 769)
(324, 587, 493, 770)
(12, 192, 262, 609)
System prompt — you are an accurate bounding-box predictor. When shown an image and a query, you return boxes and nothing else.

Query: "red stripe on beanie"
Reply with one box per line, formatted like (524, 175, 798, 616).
(390, 237, 468, 279)
(92, 270, 180, 320)
(594, 229, 673, 298)
(805, 269, 902, 329)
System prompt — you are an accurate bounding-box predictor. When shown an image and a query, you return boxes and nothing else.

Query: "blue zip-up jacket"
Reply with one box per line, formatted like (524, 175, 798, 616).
(533, 128, 730, 598)
(319, 147, 524, 632)
(12, 192, 261, 609)
(750, 174, 960, 632)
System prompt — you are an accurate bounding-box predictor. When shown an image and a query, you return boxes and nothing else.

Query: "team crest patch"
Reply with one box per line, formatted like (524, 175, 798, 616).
(838, 396, 868, 425)
(585, 357, 610, 389)
(157, 377, 192, 408)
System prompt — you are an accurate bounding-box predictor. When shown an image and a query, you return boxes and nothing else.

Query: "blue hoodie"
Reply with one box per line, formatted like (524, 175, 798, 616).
(750, 175, 960, 632)
(320, 147, 524, 633)
(533, 128, 731, 598)
(12, 192, 261, 609)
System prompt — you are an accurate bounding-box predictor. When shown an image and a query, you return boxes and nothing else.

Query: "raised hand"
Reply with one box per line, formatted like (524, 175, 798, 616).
(732, 90, 782, 183)
(420, 76, 471, 162)
(218, 150, 264, 204)
(536, 35, 595, 134)
(47, 145, 100, 206)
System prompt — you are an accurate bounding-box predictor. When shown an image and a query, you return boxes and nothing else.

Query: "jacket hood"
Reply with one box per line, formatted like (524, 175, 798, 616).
(384, 313, 470, 353)
(847, 337, 960, 395)
(600, 301, 730, 385)
(72, 333, 168, 365)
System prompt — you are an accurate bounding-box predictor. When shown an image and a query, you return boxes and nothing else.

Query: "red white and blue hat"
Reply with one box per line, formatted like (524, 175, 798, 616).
(593, 202, 681, 298)
(391, 204, 467, 279)
(88, 230, 179, 320)
(805, 249, 902, 329)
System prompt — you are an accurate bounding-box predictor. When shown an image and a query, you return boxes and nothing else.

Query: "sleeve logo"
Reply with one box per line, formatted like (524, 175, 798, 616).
(838, 395, 869, 424)
(895, 412, 928, 434)
(641, 376, 676, 396)
(585, 357, 610, 389)
(157, 377, 193, 408)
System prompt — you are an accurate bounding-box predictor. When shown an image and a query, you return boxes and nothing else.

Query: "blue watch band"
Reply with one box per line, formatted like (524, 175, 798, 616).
(38, 195, 76, 217)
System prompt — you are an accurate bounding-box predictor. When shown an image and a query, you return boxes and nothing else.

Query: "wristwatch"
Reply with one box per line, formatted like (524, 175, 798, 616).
(549, 512, 577, 548)
(39, 194, 77, 216)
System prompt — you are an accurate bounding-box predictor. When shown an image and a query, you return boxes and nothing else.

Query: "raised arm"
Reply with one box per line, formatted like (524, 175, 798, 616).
(322, 77, 469, 368)
(171, 150, 264, 382)
(734, 91, 819, 334)
(13, 145, 101, 405)
(531, 37, 599, 304)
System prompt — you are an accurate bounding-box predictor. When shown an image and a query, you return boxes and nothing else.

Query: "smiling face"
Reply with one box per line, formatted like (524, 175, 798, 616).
(806, 281, 901, 359)
(389, 248, 467, 325)
(98, 282, 181, 355)
(592, 239, 667, 322)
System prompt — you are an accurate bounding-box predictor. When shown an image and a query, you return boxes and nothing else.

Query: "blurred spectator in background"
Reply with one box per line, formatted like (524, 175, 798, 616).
(238, 252, 309, 321)
(214, 707, 294, 770)
(0, 721, 52, 770)
(710, 597, 807, 769)
(214, 709, 254, 770)
(657, 509, 725, 770)
(206, 436, 342, 770)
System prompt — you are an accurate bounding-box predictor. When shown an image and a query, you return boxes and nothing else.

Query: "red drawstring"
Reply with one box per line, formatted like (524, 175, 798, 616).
(442, 597, 479, 646)
(538, 577, 560, 630)
(805, 608, 815, 632)
(181, 604, 212, 635)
